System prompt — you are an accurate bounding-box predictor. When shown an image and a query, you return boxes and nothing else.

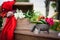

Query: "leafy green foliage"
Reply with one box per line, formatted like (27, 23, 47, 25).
(24, 10, 47, 24)
(39, 19, 47, 24)
(31, 19, 47, 24)
(50, 22, 60, 31)
(25, 10, 40, 22)
(30, 15, 38, 22)
(24, 10, 34, 19)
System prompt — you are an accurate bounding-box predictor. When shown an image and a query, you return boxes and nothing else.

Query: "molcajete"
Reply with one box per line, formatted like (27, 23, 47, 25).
(31, 24, 50, 33)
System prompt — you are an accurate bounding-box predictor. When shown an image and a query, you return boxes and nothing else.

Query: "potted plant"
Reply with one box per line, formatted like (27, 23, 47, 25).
(31, 17, 54, 33)
(25, 11, 54, 33)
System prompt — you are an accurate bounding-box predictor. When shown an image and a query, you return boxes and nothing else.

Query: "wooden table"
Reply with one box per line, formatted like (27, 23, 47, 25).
(14, 18, 60, 40)
(14, 29, 60, 40)
(1, 18, 60, 40)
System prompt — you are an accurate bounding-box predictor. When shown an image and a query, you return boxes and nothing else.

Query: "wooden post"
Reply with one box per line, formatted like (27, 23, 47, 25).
(45, 0, 50, 17)
(56, 0, 60, 20)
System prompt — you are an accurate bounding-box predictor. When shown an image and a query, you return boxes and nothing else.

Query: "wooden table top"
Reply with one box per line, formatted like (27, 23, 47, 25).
(15, 29, 60, 39)
(14, 18, 60, 39)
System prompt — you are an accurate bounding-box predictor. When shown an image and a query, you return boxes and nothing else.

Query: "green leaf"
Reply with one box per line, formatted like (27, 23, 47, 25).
(50, 22, 60, 31)
(40, 19, 47, 24)
(25, 10, 33, 18)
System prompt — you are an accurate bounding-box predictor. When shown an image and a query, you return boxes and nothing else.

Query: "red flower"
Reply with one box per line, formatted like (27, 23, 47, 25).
(45, 18, 54, 26)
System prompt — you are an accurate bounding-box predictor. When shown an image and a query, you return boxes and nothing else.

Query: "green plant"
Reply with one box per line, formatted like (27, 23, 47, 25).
(50, 22, 60, 31)
(25, 10, 42, 23)
(25, 11, 54, 26)
(24, 10, 34, 19)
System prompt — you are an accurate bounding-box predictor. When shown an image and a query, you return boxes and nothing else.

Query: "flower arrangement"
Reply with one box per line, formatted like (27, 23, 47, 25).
(25, 10, 54, 26)
(14, 10, 60, 31)
(32, 16, 54, 26)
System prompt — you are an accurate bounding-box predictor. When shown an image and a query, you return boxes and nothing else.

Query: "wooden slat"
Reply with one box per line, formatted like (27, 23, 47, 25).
(15, 29, 60, 40)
